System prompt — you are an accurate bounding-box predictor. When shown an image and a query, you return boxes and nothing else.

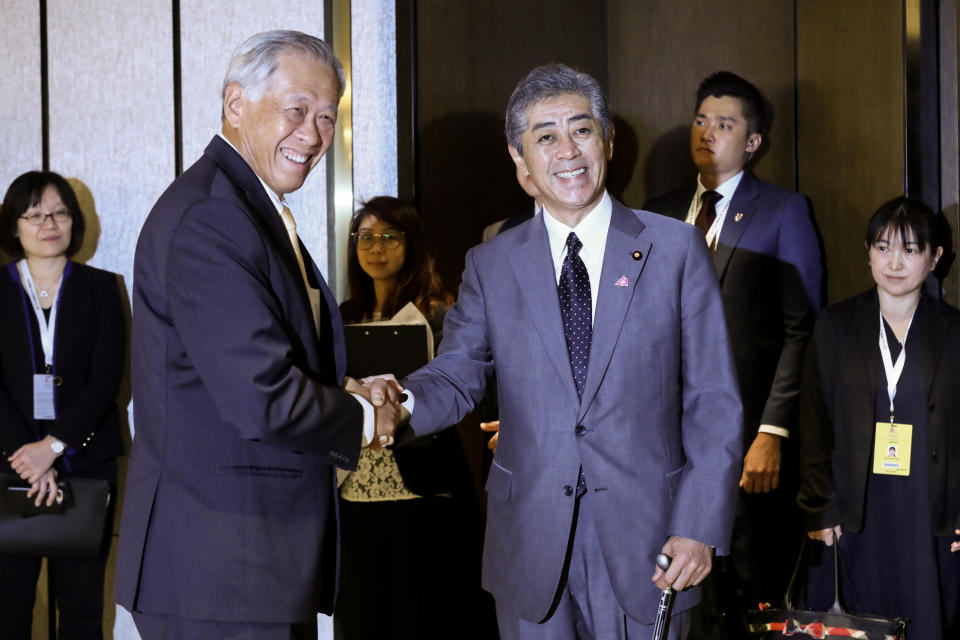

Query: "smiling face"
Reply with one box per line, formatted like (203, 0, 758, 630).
(222, 51, 340, 197)
(17, 185, 73, 260)
(509, 93, 612, 226)
(690, 95, 761, 189)
(356, 215, 406, 285)
(868, 226, 942, 300)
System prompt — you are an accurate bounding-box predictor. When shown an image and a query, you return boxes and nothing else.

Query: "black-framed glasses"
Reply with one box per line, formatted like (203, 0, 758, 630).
(351, 231, 404, 250)
(20, 210, 72, 226)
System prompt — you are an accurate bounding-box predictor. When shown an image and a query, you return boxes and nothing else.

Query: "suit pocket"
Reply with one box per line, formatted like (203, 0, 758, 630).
(485, 459, 512, 501)
(215, 465, 303, 478)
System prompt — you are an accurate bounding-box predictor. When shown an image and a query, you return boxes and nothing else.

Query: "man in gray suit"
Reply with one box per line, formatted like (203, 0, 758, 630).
(379, 64, 743, 639)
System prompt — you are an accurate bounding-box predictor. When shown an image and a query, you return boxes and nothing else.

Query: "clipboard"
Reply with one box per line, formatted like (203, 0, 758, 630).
(343, 323, 431, 379)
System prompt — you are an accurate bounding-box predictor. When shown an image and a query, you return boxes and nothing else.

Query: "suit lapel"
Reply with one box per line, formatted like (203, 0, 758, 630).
(204, 137, 326, 362)
(578, 201, 650, 420)
(714, 172, 758, 280)
(509, 217, 580, 407)
(205, 138, 315, 315)
(302, 242, 347, 382)
(853, 289, 880, 405)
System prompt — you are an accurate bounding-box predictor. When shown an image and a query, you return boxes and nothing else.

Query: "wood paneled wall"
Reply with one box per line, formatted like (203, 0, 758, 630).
(797, 1, 905, 303)
(606, 0, 796, 208)
(415, 0, 608, 289)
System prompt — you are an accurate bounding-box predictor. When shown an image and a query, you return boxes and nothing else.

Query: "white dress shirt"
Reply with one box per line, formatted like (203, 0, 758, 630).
(541, 191, 613, 323)
(685, 171, 744, 251)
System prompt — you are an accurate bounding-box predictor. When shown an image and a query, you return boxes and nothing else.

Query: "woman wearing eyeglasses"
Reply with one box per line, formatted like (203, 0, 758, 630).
(335, 197, 493, 639)
(0, 171, 126, 639)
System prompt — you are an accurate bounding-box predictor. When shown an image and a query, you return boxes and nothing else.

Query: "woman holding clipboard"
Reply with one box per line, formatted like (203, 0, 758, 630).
(798, 196, 960, 638)
(336, 197, 492, 640)
(0, 171, 126, 639)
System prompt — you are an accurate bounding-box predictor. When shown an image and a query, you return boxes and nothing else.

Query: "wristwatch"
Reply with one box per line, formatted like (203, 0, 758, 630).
(49, 439, 65, 456)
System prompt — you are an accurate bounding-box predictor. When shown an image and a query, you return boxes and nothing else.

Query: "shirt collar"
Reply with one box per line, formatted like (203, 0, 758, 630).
(218, 132, 286, 215)
(542, 191, 612, 262)
(695, 170, 744, 204)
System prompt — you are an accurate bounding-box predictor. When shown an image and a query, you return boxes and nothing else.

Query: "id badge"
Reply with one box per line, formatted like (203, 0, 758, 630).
(33, 374, 56, 420)
(872, 421, 912, 476)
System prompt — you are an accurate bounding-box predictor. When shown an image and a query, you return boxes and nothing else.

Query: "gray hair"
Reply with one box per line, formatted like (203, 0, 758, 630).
(505, 64, 611, 155)
(221, 30, 346, 105)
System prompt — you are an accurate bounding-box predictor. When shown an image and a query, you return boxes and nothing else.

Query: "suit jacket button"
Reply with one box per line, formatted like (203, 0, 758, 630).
(931, 450, 938, 460)
(562, 485, 574, 496)
(575, 425, 586, 436)
(928, 402, 936, 412)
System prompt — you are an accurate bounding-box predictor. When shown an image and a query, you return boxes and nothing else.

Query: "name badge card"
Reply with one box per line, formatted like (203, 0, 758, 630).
(33, 374, 56, 420)
(872, 421, 912, 476)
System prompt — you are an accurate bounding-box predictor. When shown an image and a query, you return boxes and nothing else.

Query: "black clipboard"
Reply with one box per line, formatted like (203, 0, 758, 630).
(343, 323, 431, 379)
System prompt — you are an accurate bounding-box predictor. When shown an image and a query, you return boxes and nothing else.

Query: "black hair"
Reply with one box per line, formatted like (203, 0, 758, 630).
(341, 196, 451, 322)
(695, 71, 770, 137)
(0, 171, 86, 259)
(865, 196, 941, 252)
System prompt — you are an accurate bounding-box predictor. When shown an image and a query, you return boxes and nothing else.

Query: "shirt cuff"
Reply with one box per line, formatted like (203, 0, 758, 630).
(758, 424, 789, 439)
(402, 389, 415, 418)
(350, 393, 376, 446)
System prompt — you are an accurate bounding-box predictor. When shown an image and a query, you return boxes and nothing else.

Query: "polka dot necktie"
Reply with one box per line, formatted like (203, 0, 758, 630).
(558, 232, 592, 398)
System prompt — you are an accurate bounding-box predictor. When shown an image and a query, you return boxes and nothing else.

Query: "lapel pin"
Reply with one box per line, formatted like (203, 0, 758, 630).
(734, 212, 743, 222)
(631, 250, 643, 261)
(614, 275, 629, 287)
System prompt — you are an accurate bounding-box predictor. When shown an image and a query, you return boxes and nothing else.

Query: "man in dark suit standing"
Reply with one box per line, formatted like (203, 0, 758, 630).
(374, 64, 743, 639)
(115, 31, 397, 639)
(644, 71, 823, 635)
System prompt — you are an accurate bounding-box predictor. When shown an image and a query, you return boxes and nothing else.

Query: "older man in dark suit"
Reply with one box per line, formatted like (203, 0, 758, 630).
(115, 31, 397, 640)
(644, 71, 823, 636)
(370, 64, 742, 640)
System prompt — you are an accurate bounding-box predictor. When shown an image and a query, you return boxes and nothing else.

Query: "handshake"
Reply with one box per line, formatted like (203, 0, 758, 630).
(345, 374, 408, 449)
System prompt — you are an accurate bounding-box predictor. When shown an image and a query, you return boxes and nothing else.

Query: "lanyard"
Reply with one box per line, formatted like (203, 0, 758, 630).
(878, 308, 914, 422)
(11, 260, 68, 372)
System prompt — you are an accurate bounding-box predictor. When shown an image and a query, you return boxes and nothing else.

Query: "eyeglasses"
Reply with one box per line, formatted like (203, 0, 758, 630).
(351, 231, 404, 250)
(20, 210, 72, 226)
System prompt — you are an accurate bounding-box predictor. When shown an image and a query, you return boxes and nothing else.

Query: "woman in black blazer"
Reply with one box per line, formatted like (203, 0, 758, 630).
(0, 171, 126, 640)
(798, 196, 960, 638)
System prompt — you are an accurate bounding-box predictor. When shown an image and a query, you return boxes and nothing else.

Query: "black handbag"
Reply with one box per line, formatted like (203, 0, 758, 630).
(747, 540, 906, 639)
(0, 473, 111, 558)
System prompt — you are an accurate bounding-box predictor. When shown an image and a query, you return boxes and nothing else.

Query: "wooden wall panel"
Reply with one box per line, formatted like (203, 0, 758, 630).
(0, 4, 43, 197)
(179, 1, 330, 277)
(797, 1, 905, 303)
(606, 0, 796, 208)
(416, 0, 608, 289)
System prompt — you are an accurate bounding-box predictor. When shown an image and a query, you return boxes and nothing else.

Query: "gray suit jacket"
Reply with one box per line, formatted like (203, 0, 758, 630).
(403, 198, 743, 623)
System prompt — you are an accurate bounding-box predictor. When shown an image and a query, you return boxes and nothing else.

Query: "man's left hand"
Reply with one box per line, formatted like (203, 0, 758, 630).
(8, 437, 58, 484)
(652, 536, 712, 591)
(739, 432, 782, 494)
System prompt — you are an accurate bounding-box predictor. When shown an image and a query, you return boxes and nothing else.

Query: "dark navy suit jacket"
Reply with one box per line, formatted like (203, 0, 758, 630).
(645, 172, 822, 447)
(0, 261, 125, 477)
(115, 137, 363, 623)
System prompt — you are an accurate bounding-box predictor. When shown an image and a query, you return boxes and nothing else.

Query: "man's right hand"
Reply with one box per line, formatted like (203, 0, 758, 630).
(346, 375, 405, 449)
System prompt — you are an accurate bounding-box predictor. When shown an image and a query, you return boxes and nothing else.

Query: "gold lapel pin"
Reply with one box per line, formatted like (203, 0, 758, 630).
(734, 212, 743, 222)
